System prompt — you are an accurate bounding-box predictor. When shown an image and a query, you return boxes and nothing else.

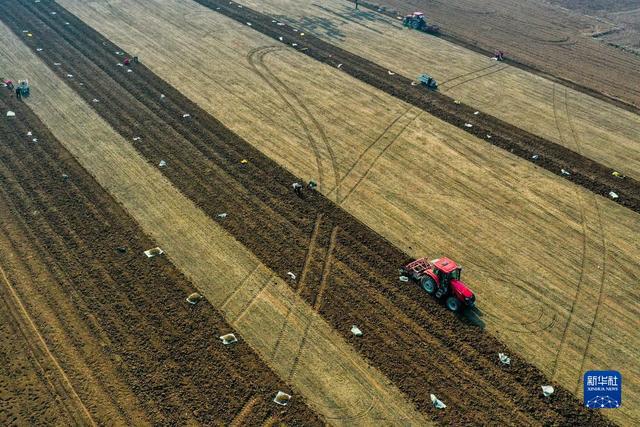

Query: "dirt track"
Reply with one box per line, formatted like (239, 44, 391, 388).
(0, 0, 615, 424)
(0, 94, 321, 424)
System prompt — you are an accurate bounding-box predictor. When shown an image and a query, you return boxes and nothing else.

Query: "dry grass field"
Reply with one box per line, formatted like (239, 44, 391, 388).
(550, 0, 640, 54)
(0, 0, 637, 424)
(47, 0, 640, 424)
(375, 0, 640, 108)
(0, 19, 427, 425)
(237, 0, 640, 181)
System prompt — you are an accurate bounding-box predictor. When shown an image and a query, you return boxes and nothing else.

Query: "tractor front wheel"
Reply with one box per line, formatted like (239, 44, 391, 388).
(446, 296, 461, 312)
(421, 276, 436, 294)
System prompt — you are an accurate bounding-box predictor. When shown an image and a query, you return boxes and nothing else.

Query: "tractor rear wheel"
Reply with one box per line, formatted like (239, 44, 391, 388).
(446, 297, 461, 312)
(421, 276, 436, 294)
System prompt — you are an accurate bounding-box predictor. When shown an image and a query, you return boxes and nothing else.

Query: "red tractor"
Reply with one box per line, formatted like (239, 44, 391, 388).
(401, 257, 475, 311)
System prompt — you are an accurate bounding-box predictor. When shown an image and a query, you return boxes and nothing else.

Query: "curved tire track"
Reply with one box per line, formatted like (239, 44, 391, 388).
(550, 84, 608, 390)
(248, 46, 341, 201)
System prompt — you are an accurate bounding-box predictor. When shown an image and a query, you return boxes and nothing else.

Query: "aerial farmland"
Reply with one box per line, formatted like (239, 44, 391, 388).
(0, 0, 637, 425)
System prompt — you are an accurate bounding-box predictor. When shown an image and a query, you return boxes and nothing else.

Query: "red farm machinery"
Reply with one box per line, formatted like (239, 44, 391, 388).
(401, 257, 475, 311)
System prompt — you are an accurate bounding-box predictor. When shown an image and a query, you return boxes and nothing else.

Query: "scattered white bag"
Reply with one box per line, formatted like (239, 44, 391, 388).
(430, 394, 446, 409)
(498, 353, 511, 365)
(219, 333, 238, 345)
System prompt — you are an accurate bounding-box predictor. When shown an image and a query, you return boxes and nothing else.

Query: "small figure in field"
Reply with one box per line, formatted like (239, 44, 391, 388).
(4, 79, 14, 90)
(292, 182, 303, 197)
(355, 0, 359, 10)
(15, 86, 22, 100)
(494, 50, 505, 61)
(123, 57, 131, 66)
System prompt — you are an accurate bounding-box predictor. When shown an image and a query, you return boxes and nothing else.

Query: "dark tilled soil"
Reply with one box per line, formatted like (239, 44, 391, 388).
(1, 0, 614, 425)
(350, 0, 640, 115)
(364, 0, 640, 110)
(196, 0, 640, 214)
(0, 94, 321, 425)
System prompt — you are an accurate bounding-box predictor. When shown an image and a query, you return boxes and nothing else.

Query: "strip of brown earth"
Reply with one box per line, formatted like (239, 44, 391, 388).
(346, 0, 640, 116)
(195, 0, 640, 213)
(0, 1, 613, 425)
(0, 94, 321, 425)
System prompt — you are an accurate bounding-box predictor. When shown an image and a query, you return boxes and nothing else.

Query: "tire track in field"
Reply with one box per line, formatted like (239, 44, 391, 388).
(550, 83, 608, 390)
(297, 214, 323, 294)
(4, 2, 611, 423)
(247, 46, 341, 201)
(0, 81, 320, 426)
(313, 227, 338, 311)
(439, 65, 509, 92)
(438, 62, 501, 85)
(230, 395, 262, 427)
(0, 262, 97, 426)
(231, 273, 274, 325)
(564, 86, 608, 393)
(339, 107, 422, 204)
(270, 215, 322, 360)
(326, 105, 411, 201)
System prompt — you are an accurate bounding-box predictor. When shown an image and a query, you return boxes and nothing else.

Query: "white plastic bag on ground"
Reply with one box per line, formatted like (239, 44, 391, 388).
(430, 394, 446, 409)
(498, 353, 511, 365)
(609, 191, 619, 199)
(144, 247, 164, 258)
(273, 391, 291, 405)
(186, 292, 203, 304)
(219, 333, 238, 345)
(6, 111, 15, 117)
(351, 325, 363, 337)
(541, 385, 554, 397)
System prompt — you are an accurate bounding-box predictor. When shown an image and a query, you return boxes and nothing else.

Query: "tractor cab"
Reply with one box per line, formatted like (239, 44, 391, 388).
(401, 257, 475, 311)
(431, 257, 460, 288)
(403, 12, 426, 30)
(417, 73, 438, 90)
(18, 80, 30, 97)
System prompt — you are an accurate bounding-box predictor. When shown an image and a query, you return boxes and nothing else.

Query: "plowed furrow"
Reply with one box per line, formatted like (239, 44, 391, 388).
(0, 94, 322, 425)
(0, 1, 612, 425)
